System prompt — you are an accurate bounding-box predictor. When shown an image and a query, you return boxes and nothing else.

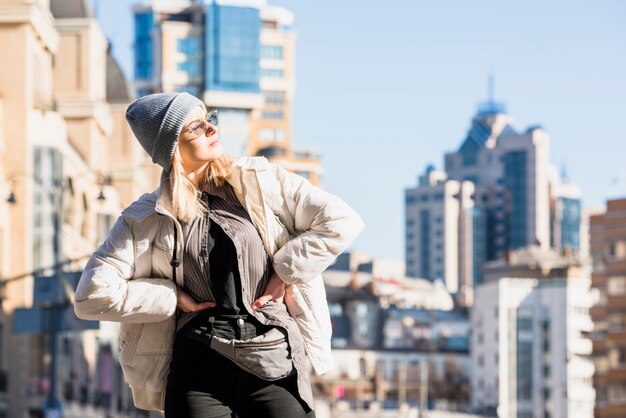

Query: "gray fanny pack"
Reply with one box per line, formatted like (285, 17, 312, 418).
(183, 315, 294, 381)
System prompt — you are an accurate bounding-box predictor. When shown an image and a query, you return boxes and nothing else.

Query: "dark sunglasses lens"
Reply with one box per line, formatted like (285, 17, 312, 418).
(208, 113, 218, 126)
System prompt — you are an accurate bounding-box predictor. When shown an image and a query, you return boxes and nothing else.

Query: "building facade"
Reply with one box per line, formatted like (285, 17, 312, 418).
(471, 260, 595, 418)
(320, 261, 470, 412)
(590, 198, 626, 418)
(405, 165, 476, 298)
(133, 0, 322, 184)
(405, 100, 582, 304)
(0, 0, 160, 416)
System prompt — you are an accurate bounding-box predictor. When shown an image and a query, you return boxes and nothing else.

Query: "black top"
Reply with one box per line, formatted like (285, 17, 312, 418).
(176, 181, 273, 332)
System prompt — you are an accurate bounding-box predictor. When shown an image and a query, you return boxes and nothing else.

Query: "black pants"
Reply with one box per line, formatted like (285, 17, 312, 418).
(164, 317, 315, 418)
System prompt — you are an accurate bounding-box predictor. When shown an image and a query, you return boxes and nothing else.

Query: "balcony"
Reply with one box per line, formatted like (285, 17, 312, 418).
(596, 403, 626, 418)
(606, 365, 626, 382)
(608, 328, 626, 345)
(607, 295, 626, 311)
(570, 339, 593, 355)
(590, 304, 608, 319)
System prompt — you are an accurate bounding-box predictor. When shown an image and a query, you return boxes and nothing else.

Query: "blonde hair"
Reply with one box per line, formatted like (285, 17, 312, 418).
(170, 148, 233, 222)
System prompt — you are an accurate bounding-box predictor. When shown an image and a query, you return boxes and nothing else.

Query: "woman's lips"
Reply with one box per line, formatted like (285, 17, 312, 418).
(209, 139, 219, 147)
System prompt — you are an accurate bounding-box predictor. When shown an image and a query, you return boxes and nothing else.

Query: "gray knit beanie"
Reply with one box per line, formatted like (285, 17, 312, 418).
(125, 92, 205, 171)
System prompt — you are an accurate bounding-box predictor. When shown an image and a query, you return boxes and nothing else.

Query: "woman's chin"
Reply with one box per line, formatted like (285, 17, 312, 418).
(207, 146, 224, 160)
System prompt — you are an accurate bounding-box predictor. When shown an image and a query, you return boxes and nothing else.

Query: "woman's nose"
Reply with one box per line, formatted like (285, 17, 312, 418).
(205, 123, 217, 136)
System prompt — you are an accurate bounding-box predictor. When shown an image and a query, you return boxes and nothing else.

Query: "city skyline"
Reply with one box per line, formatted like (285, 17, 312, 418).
(95, 0, 626, 261)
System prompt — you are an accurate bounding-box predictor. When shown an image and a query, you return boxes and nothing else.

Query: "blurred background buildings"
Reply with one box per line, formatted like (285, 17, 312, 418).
(0, 0, 624, 417)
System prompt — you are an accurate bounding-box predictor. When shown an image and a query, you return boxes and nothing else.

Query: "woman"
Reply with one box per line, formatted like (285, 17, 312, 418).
(74, 92, 364, 417)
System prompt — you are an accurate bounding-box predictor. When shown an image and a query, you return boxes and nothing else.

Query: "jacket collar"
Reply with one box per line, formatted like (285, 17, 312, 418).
(152, 156, 268, 220)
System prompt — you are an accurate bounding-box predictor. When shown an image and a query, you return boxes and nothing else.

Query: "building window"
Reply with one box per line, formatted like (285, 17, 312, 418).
(177, 61, 200, 76)
(260, 68, 284, 78)
(177, 38, 200, 56)
(134, 12, 154, 79)
(328, 303, 343, 317)
(259, 128, 285, 142)
(421, 209, 431, 279)
(420, 195, 429, 202)
(610, 241, 626, 259)
(296, 171, 310, 180)
(175, 85, 200, 97)
(136, 87, 151, 98)
(516, 313, 533, 401)
(608, 384, 626, 403)
(265, 91, 285, 103)
(405, 195, 416, 205)
(261, 111, 284, 120)
(503, 150, 528, 248)
(560, 197, 581, 251)
(261, 45, 284, 60)
(608, 277, 626, 296)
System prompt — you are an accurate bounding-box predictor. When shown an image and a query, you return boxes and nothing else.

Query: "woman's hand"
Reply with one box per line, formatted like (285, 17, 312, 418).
(251, 272, 286, 310)
(176, 285, 216, 313)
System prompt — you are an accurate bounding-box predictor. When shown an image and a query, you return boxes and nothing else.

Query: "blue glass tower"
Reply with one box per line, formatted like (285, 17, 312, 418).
(204, 3, 261, 93)
(134, 11, 154, 97)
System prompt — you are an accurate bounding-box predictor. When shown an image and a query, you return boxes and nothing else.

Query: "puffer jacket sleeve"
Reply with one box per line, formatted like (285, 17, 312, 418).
(271, 164, 365, 285)
(74, 215, 177, 323)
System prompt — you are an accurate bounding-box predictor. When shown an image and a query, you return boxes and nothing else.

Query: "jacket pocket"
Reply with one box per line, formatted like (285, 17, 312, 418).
(136, 317, 176, 354)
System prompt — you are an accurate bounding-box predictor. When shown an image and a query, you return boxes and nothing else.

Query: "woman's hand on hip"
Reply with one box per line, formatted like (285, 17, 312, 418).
(176, 285, 216, 313)
(251, 272, 285, 310)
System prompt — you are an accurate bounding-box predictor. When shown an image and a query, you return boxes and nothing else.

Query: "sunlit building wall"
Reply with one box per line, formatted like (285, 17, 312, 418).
(404, 165, 476, 298)
(472, 275, 594, 418)
(0, 0, 159, 416)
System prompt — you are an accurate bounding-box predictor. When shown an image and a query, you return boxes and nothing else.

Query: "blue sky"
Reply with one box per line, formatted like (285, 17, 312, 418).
(95, 0, 626, 261)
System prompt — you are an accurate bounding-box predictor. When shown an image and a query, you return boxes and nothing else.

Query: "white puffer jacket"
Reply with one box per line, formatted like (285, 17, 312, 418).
(74, 156, 364, 410)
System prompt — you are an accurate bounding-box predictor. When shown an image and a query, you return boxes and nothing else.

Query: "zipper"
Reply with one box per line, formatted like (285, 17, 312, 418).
(201, 191, 215, 300)
(235, 337, 286, 348)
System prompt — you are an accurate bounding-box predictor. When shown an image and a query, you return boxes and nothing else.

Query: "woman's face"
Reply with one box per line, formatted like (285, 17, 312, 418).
(177, 105, 223, 171)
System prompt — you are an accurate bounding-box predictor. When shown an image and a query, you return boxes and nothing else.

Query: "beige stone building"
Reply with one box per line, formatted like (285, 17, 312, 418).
(0, 0, 158, 416)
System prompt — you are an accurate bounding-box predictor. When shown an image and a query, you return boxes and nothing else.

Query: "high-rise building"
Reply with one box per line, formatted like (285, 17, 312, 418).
(405, 99, 582, 303)
(589, 197, 626, 418)
(404, 165, 476, 297)
(472, 251, 595, 418)
(444, 102, 551, 260)
(132, 0, 322, 184)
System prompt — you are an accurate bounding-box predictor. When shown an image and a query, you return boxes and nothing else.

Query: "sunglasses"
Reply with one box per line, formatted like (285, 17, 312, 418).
(186, 110, 218, 137)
